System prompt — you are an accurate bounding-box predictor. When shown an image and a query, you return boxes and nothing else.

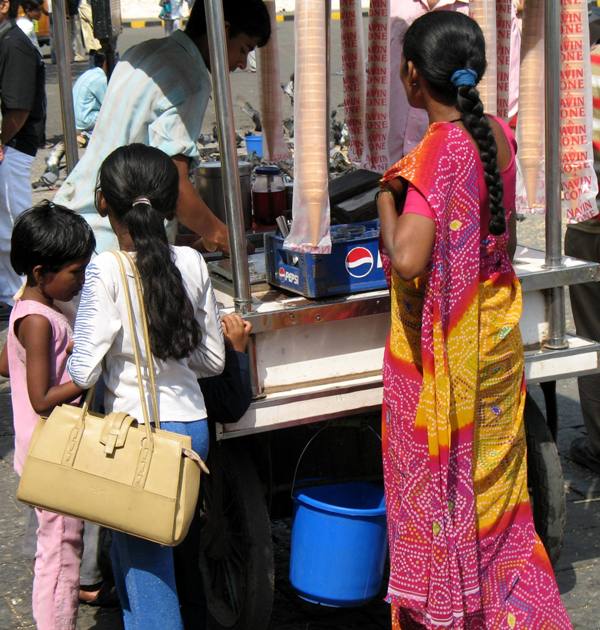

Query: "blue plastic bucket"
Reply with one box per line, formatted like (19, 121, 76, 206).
(290, 481, 387, 607)
(245, 134, 263, 158)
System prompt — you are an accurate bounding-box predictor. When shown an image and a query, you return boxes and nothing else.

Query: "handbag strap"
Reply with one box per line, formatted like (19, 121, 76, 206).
(120, 250, 160, 428)
(112, 251, 159, 438)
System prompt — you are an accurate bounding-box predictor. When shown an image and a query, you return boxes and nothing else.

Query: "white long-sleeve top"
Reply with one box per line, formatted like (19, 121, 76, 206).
(67, 247, 225, 422)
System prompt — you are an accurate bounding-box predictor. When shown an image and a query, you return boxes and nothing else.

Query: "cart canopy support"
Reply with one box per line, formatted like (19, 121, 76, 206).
(544, 0, 567, 350)
(52, 0, 79, 173)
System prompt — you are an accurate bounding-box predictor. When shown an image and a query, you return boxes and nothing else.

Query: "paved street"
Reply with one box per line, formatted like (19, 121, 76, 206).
(1, 21, 600, 630)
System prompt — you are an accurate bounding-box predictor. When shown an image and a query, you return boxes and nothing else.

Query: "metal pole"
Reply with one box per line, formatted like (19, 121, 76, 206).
(543, 0, 567, 350)
(52, 0, 79, 173)
(204, 0, 251, 313)
(204, 0, 262, 396)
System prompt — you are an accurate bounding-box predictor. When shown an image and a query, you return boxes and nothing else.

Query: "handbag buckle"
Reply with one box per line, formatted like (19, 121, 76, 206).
(100, 412, 135, 456)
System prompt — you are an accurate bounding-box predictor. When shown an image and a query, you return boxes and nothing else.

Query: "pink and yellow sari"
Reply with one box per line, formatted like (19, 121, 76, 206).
(380, 123, 571, 629)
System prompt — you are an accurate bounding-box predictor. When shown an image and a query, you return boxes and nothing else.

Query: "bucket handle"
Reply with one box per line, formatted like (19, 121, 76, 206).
(290, 422, 382, 500)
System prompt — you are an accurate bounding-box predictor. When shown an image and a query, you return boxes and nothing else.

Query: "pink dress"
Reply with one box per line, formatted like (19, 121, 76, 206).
(7, 299, 83, 630)
(7, 300, 74, 474)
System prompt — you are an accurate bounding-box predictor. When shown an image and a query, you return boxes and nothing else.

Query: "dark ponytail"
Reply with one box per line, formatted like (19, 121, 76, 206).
(403, 11, 506, 235)
(98, 144, 200, 360)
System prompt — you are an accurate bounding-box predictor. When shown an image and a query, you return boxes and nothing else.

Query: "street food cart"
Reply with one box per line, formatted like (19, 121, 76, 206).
(50, 1, 600, 628)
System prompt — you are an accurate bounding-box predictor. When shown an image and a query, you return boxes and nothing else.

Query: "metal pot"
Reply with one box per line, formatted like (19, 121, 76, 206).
(195, 161, 252, 230)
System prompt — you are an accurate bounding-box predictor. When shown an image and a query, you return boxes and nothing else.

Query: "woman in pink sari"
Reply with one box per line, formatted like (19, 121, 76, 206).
(377, 12, 570, 629)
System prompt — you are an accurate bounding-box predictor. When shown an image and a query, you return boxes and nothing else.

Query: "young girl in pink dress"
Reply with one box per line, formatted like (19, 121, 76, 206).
(2, 201, 95, 630)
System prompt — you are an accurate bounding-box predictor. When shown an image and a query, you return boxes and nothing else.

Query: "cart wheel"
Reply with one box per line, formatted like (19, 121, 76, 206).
(199, 442, 274, 630)
(525, 393, 566, 565)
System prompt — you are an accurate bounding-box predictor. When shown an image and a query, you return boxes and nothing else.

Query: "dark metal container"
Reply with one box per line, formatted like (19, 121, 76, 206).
(195, 161, 252, 230)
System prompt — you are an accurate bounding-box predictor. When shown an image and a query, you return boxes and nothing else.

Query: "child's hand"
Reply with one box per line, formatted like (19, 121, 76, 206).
(222, 314, 252, 353)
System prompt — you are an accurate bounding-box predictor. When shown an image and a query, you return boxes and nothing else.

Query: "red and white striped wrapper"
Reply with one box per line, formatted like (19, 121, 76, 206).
(495, 0, 513, 119)
(364, 0, 390, 172)
(560, 0, 598, 222)
(258, 0, 290, 161)
(341, 0, 367, 165)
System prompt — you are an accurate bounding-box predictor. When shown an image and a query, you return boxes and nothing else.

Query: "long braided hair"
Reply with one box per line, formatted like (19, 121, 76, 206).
(403, 11, 506, 235)
(98, 144, 201, 361)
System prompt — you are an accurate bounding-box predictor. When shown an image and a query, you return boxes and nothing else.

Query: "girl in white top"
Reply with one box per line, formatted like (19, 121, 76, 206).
(67, 143, 225, 630)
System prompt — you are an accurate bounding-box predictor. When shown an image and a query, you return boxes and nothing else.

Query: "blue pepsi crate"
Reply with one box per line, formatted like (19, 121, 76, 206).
(264, 220, 387, 298)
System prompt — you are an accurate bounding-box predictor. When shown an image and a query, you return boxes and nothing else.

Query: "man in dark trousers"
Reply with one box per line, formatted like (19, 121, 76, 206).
(0, 0, 46, 313)
(564, 18, 600, 474)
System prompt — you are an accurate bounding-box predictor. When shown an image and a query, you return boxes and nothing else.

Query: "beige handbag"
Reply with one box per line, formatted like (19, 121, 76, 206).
(17, 250, 208, 546)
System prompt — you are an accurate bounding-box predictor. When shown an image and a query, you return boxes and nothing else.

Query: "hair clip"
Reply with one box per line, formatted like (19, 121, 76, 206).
(132, 196, 151, 208)
(450, 68, 478, 88)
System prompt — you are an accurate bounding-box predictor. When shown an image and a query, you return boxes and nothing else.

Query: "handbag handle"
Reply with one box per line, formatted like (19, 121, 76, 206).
(112, 251, 160, 439)
(120, 251, 161, 428)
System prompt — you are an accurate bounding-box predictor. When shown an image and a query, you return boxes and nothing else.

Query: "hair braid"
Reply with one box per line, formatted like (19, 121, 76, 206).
(402, 11, 508, 236)
(457, 87, 506, 236)
(98, 144, 201, 361)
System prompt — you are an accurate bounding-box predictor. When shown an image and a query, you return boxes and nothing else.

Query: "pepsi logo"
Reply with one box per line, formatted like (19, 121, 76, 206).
(277, 266, 300, 286)
(345, 246, 374, 279)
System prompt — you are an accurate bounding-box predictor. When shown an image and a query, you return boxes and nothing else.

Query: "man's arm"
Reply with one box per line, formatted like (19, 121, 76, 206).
(172, 155, 230, 254)
(1, 109, 30, 146)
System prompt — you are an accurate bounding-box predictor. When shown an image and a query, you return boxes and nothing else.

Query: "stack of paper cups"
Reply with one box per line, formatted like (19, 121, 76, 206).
(517, 0, 545, 211)
(470, 0, 498, 115)
(284, 0, 331, 253)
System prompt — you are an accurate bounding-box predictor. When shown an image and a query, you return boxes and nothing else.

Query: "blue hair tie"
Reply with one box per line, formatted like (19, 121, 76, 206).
(450, 68, 478, 88)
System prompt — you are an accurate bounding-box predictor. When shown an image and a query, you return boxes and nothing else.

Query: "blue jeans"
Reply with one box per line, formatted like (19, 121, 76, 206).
(111, 419, 209, 630)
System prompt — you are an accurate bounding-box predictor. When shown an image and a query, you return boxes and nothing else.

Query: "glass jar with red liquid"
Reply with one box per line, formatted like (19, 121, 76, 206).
(252, 166, 287, 226)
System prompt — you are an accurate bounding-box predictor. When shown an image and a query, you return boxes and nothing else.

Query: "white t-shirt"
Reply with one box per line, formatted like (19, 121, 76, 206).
(68, 247, 225, 422)
(16, 17, 41, 53)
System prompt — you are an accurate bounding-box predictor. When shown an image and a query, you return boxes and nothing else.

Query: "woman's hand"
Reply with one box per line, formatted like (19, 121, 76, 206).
(378, 179, 436, 281)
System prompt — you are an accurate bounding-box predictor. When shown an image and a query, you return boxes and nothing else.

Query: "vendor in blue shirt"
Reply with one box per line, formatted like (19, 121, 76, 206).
(54, 0, 271, 254)
(73, 51, 108, 132)
(38, 51, 108, 185)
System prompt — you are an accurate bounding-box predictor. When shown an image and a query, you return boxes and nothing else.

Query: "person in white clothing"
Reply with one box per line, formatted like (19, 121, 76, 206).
(67, 143, 225, 630)
(16, 0, 42, 53)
